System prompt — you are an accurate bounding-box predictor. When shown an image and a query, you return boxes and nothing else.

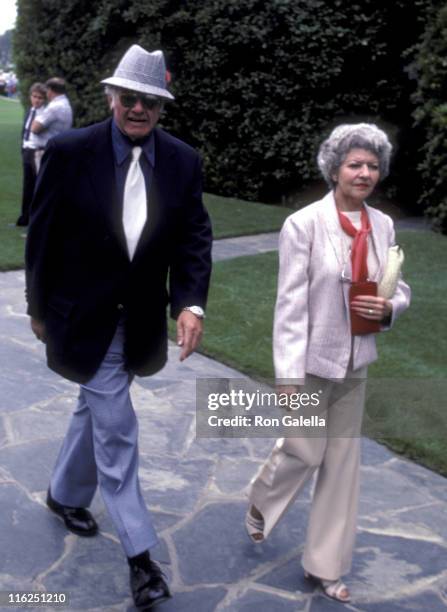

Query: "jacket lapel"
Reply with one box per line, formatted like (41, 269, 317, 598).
(320, 191, 345, 269)
(317, 192, 352, 312)
(83, 118, 128, 255)
(364, 203, 387, 281)
(22, 109, 30, 141)
(152, 127, 178, 199)
(132, 128, 178, 261)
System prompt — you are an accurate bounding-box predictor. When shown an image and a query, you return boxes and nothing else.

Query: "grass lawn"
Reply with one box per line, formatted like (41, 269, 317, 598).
(197, 229, 447, 475)
(0, 97, 26, 270)
(204, 193, 292, 239)
(0, 97, 291, 270)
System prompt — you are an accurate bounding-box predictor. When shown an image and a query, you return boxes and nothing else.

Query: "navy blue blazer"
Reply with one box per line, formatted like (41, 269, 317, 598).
(25, 118, 212, 383)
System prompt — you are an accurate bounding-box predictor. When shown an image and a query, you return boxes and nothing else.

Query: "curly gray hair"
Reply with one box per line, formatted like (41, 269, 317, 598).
(317, 123, 392, 187)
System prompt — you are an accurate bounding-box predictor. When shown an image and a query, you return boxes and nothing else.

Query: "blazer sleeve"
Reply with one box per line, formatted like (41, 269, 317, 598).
(273, 216, 311, 382)
(381, 216, 411, 330)
(169, 153, 212, 318)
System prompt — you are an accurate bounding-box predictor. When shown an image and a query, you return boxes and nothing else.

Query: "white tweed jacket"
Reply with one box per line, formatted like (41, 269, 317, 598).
(273, 191, 411, 381)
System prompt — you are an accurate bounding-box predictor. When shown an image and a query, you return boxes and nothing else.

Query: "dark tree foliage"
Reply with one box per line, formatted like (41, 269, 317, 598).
(14, 0, 136, 124)
(14, 0, 432, 204)
(412, 2, 447, 233)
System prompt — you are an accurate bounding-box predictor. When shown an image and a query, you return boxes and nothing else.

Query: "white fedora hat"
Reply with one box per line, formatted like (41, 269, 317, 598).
(101, 45, 174, 100)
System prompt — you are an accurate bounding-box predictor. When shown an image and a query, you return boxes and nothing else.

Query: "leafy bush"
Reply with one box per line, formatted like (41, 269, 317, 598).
(14, 0, 431, 203)
(412, 3, 447, 233)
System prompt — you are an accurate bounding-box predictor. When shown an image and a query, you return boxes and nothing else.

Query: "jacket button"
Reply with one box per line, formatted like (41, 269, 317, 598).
(117, 303, 124, 310)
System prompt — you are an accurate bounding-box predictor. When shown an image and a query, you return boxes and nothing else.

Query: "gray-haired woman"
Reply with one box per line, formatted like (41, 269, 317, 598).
(245, 123, 411, 603)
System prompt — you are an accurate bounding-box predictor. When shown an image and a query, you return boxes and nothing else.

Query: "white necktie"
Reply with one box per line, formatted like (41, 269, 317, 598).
(122, 146, 147, 260)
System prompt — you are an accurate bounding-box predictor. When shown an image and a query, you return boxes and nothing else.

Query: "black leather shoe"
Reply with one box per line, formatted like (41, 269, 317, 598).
(129, 558, 171, 609)
(46, 489, 98, 537)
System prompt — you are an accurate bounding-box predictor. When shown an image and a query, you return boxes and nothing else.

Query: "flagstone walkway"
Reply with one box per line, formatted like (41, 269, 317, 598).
(1, 223, 445, 611)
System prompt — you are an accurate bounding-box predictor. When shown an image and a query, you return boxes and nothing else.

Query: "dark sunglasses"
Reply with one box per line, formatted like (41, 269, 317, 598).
(118, 92, 162, 110)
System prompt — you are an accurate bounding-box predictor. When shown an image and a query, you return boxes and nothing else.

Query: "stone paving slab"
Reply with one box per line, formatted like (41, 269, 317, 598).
(212, 233, 279, 261)
(1, 269, 446, 611)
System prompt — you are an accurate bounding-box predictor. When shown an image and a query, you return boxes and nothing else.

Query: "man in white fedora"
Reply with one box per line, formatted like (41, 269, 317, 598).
(26, 44, 212, 609)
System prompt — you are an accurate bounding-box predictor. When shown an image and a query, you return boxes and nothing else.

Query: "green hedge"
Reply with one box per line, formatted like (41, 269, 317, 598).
(412, 3, 447, 233)
(14, 0, 431, 204)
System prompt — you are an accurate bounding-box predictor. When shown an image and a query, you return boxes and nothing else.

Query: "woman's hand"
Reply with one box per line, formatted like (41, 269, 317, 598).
(275, 384, 302, 411)
(350, 295, 392, 322)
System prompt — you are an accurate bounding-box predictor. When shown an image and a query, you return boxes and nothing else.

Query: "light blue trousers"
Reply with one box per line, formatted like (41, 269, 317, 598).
(50, 320, 158, 557)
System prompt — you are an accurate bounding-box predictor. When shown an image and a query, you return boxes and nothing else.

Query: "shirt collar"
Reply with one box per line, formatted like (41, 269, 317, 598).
(111, 120, 155, 168)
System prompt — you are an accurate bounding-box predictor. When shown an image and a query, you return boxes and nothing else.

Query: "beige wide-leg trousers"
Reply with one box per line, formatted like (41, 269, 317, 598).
(248, 367, 367, 581)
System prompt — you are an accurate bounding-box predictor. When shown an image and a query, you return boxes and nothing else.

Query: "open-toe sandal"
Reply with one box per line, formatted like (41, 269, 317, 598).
(245, 509, 264, 544)
(304, 571, 351, 603)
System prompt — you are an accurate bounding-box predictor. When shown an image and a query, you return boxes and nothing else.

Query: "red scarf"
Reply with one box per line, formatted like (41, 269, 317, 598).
(337, 207, 371, 282)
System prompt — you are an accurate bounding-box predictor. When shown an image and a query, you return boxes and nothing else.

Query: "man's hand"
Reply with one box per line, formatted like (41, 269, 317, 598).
(176, 310, 203, 361)
(31, 317, 47, 343)
(31, 120, 45, 134)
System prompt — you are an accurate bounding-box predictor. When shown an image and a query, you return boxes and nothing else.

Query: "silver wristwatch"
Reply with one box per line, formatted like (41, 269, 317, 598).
(182, 306, 205, 319)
